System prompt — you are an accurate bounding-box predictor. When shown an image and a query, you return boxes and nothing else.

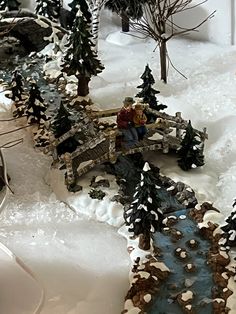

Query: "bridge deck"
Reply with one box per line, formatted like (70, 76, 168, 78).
(53, 107, 207, 188)
(115, 134, 180, 156)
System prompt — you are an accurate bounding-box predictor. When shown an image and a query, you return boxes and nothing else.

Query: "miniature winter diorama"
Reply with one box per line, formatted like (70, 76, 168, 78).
(0, 1, 236, 314)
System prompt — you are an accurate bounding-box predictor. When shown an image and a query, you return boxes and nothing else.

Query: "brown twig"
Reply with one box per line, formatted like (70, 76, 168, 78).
(128, 0, 215, 82)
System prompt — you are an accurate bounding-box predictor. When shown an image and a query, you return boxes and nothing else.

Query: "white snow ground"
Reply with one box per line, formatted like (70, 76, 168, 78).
(1, 8, 236, 314)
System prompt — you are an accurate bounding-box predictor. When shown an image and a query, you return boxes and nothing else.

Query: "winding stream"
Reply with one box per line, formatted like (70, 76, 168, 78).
(0, 41, 61, 115)
(0, 39, 216, 314)
(150, 209, 213, 314)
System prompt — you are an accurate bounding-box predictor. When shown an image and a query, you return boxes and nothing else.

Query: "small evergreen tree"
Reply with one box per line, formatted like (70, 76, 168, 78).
(136, 64, 166, 111)
(178, 121, 204, 171)
(35, 0, 61, 20)
(105, 0, 146, 32)
(25, 83, 48, 125)
(59, 0, 90, 30)
(51, 102, 72, 138)
(0, 0, 20, 10)
(124, 162, 164, 250)
(62, 4, 104, 96)
(11, 69, 24, 101)
(50, 101, 81, 155)
(68, 0, 92, 24)
(221, 209, 236, 247)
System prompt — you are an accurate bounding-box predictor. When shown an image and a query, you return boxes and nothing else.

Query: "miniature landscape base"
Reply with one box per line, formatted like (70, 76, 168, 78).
(1, 7, 236, 314)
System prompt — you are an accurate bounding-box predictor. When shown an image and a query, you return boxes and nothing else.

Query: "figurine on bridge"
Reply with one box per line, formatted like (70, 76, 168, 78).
(133, 103, 147, 140)
(11, 69, 24, 101)
(117, 97, 138, 149)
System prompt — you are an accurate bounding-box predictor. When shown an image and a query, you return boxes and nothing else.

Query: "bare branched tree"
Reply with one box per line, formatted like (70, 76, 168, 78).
(129, 0, 215, 83)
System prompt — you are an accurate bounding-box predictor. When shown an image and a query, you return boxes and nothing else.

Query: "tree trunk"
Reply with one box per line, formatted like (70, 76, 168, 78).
(91, 4, 100, 52)
(121, 10, 129, 32)
(159, 39, 167, 83)
(139, 233, 151, 250)
(77, 76, 90, 97)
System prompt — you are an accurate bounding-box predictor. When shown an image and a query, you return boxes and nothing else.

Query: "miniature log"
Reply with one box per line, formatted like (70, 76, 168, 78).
(89, 108, 120, 119)
(108, 130, 117, 164)
(175, 112, 182, 139)
(63, 153, 75, 186)
(77, 153, 110, 177)
(162, 134, 169, 153)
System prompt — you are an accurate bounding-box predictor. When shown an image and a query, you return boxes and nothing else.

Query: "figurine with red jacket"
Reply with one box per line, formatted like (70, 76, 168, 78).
(117, 97, 138, 149)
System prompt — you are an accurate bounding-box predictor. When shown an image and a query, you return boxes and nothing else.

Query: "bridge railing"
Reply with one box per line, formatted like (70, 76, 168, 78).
(89, 106, 208, 144)
(50, 107, 208, 188)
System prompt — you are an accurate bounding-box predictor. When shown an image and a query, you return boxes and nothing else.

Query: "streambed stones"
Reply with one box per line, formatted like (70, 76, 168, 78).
(174, 247, 189, 260)
(184, 263, 197, 273)
(177, 290, 194, 307)
(186, 239, 199, 250)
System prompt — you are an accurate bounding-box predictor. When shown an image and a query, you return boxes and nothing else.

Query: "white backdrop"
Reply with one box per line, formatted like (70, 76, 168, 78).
(20, 0, 233, 45)
(168, 0, 232, 45)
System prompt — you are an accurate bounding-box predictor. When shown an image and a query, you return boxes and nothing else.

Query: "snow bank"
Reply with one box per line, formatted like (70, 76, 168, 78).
(49, 168, 124, 228)
(106, 31, 146, 46)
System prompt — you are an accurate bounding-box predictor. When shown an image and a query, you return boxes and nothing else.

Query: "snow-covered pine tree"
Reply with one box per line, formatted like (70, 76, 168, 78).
(62, 3, 104, 97)
(11, 69, 24, 101)
(50, 101, 72, 138)
(221, 209, 236, 247)
(136, 64, 167, 111)
(124, 162, 164, 250)
(35, 0, 61, 21)
(25, 83, 48, 125)
(105, 0, 146, 32)
(68, 0, 92, 24)
(0, 0, 21, 10)
(50, 101, 81, 155)
(177, 121, 204, 171)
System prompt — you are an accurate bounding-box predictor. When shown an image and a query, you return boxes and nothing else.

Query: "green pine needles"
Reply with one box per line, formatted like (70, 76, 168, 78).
(62, 5, 104, 96)
(178, 121, 205, 171)
(51, 102, 72, 138)
(124, 162, 164, 250)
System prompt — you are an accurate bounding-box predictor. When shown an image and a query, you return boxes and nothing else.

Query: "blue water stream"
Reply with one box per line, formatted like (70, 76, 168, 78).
(149, 209, 213, 314)
(0, 53, 61, 115)
(0, 47, 215, 314)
